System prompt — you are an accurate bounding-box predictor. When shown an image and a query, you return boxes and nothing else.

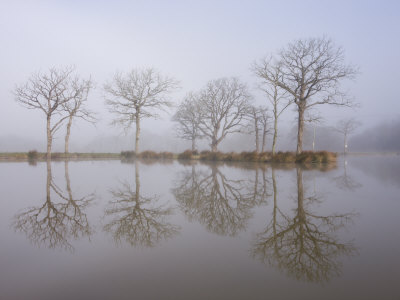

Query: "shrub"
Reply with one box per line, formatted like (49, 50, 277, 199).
(27, 150, 38, 160)
(178, 150, 194, 160)
(138, 151, 160, 159)
(160, 151, 174, 159)
(121, 151, 135, 159)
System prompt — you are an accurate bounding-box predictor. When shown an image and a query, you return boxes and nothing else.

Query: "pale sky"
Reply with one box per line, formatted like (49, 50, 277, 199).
(1, 0, 399, 151)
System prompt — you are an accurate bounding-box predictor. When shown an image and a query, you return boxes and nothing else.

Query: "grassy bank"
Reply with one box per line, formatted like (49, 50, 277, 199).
(0, 151, 120, 161)
(1, 150, 336, 165)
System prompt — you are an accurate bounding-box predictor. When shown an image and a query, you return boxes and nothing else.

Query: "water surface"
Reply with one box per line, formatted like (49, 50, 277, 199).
(0, 156, 399, 299)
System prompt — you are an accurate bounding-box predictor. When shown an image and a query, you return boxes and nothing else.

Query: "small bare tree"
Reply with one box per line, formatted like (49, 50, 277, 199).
(62, 77, 95, 154)
(253, 59, 292, 155)
(256, 37, 358, 154)
(335, 119, 361, 154)
(198, 77, 252, 152)
(259, 109, 270, 153)
(14, 66, 85, 159)
(246, 105, 268, 153)
(172, 93, 203, 152)
(104, 68, 179, 154)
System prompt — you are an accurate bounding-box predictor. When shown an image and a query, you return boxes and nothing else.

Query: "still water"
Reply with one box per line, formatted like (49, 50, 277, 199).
(0, 156, 399, 300)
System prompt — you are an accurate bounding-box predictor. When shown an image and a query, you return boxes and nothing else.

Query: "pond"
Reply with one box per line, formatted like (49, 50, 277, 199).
(0, 156, 399, 300)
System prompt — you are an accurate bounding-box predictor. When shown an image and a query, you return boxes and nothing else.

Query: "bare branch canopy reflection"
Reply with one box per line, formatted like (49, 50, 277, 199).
(251, 167, 358, 283)
(172, 162, 270, 236)
(13, 160, 94, 251)
(103, 161, 180, 247)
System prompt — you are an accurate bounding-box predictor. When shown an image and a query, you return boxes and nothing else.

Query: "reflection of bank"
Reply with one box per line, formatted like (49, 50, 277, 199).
(172, 162, 270, 236)
(104, 161, 180, 247)
(13, 160, 94, 251)
(252, 167, 357, 284)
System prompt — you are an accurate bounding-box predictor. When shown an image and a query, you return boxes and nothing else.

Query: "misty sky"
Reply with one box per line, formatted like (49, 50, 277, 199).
(1, 0, 399, 152)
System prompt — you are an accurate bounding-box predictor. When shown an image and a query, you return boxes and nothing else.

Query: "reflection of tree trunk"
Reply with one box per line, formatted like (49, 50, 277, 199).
(296, 167, 306, 255)
(65, 115, 73, 154)
(344, 133, 347, 154)
(135, 114, 140, 154)
(135, 160, 140, 200)
(65, 160, 72, 200)
(296, 103, 305, 154)
(271, 168, 278, 254)
(46, 159, 52, 205)
(46, 115, 52, 160)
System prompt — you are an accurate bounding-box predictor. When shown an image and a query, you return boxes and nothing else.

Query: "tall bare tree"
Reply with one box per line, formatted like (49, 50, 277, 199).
(104, 68, 179, 154)
(255, 37, 358, 154)
(198, 77, 252, 152)
(253, 59, 292, 155)
(14, 66, 83, 159)
(335, 119, 361, 154)
(62, 77, 95, 154)
(172, 93, 203, 151)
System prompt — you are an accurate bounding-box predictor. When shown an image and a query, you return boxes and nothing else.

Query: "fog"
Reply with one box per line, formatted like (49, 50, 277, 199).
(1, 0, 399, 153)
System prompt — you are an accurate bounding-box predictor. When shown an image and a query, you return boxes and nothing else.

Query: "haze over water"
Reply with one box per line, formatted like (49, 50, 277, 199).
(1, 155, 399, 300)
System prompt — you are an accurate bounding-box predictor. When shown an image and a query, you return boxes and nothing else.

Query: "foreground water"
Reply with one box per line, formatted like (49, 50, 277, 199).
(0, 155, 399, 300)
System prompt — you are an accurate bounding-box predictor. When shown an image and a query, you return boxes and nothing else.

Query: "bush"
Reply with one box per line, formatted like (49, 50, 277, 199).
(27, 150, 38, 160)
(160, 151, 174, 159)
(121, 151, 135, 159)
(138, 151, 160, 159)
(178, 150, 194, 160)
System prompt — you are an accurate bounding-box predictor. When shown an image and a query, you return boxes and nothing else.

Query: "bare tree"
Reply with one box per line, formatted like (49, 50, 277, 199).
(335, 119, 361, 154)
(172, 93, 203, 152)
(104, 68, 179, 154)
(253, 59, 292, 155)
(14, 66, 83, 159)
(198, 77, 252, 152)
(246, 105, 269, 153)
(259, 108, 270, 153)
(62, 77, 95, 154)
(255, 37, 358, 154)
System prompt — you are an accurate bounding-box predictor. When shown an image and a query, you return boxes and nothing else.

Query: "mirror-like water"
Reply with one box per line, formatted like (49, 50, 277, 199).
(0, 156, 399, 300)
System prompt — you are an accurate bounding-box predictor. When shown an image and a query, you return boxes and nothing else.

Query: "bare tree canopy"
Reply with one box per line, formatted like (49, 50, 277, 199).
(253, 59, 292, 154)
(255, 37, 358, 154)
(104, 68, 179, 154)
(335, 118, 361, 153)
(198, 77, 252, 152)
(14, 66, 92, 159)
(172, 93, 203, 151)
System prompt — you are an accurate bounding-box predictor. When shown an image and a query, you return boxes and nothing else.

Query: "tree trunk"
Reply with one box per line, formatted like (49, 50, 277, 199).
(296, 103, 306, 155)
(192, 138, 196, 152)
(65, 115, 73, 154)
(272, 115, 278, 155)
(254, 118, 259, 153)
(46, 115, 52, 160)
(135, 115, 140, 155)
(211, 136, 218, 152)
(261, 129, 266, 153)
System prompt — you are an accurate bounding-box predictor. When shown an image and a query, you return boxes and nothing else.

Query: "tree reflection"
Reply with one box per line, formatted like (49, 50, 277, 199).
(172, 163, 269, 236)
(334, 159, 362, 191)
(104, 161, 179, 247)
(251, 167, 357, 283)
(13, 160, 94, 251)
